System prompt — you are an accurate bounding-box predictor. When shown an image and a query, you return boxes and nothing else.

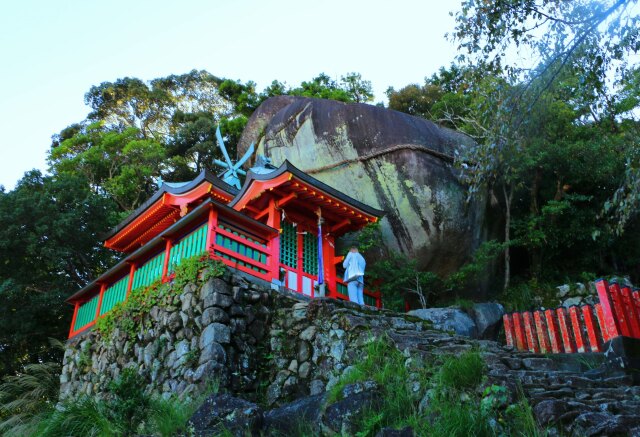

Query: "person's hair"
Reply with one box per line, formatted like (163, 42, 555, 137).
(350, 246, 358, 250)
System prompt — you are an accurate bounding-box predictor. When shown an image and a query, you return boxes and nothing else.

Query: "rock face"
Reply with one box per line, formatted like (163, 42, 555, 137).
(237, 96, 490, 276)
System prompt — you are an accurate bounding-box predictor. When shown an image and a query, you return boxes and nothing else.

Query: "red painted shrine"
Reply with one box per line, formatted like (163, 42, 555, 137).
(66, 161, 384, 338)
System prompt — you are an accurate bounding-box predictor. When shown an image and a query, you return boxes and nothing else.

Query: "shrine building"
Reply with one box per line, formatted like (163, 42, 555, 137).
(66, 160, 384, 338)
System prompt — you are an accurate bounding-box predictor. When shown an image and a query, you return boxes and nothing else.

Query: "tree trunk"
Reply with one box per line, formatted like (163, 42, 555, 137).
(503, 182, 514, 292)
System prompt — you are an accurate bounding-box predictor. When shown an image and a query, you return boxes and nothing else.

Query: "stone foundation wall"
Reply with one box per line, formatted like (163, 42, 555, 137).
(59, 271, 299, 401)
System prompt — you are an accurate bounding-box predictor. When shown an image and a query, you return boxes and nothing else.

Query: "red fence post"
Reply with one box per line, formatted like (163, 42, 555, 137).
(523, 312, 540, 353)
(533, 311, 551, 353)
(556, 308, 575, 353)
(595, 279, 622, 339)
(545, 309, 562, 353)
(609, 282, 631, 337)
(621, 286, 640, 339)
(512, 313, 526, 351)
(581, 305, 602, 352)
(503, 314, 515, 348)
(595, 303, 610, 342)
(569, 306, 586, 353)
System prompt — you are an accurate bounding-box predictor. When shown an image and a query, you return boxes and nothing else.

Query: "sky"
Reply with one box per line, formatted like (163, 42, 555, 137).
(0, 0, 461, 190)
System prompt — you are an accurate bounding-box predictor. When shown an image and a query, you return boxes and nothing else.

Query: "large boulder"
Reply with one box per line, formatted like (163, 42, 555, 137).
(237, 96, 491, 277)
(408, 308, 478, 338)
(470, 303, 504, 339)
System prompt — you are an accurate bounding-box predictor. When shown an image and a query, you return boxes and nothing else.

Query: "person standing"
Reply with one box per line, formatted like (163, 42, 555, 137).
(343, 246, 366, 305)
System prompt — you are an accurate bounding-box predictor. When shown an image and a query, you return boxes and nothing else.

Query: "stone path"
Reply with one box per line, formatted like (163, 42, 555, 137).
(387, 326, 640, 436)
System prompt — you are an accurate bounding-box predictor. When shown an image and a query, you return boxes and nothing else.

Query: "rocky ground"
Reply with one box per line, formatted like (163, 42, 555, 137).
(190, 297, 640, 436)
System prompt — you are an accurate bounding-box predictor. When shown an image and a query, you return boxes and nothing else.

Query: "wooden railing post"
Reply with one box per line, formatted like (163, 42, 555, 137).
(68, 302, 80, 338)
(161, 238, 173, 281)
(556, 308, 575, 353)
(126, 262, 136, 297)
(95, 283, 106, 321)
(581, 305, 602, 352)
(621, 286, 640, 338)
(609, 282, 632, 337)
(569, 306, 586, 353)
(523, 312, 539, 353)
(503, 314, 514, 348)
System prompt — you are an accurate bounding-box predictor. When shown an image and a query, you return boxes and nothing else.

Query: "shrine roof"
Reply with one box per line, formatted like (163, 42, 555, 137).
(102, 170, 237, 246)
(68, 198, 277, 304)
(229, 160, 385, 219)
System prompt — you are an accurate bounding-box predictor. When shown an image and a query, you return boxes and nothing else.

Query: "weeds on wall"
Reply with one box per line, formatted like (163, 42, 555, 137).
(95, 254, 225, 339)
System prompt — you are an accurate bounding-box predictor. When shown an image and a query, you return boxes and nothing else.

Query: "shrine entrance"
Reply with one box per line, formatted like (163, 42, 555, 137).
(279, 220, 319, 296)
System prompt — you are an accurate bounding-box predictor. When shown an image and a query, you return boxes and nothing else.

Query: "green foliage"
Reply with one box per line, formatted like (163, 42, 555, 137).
(38, 396, 116, 437)
(437, 350, 485, 391)
(368, 240, 504, 311)
(0, 171, 118, 376)
(0, 341, 62, 437)
(33, 370, 200, 437)
(327, 338, 540, 436)
(327, 337, 432, 431)
(170, 251, 226, 291)
(105, 368, 150, 432)
(96, 255, 225, 339)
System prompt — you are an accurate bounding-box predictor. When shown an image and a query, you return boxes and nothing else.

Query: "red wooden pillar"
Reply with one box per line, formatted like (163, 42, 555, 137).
(621, 286, 640, 339)
(545, 309, 562, 353)
(68, 302, 80, 338)
(523, 312, 539, 353)
(161, 238, 173, 282)
(512, 313, 526, 351)
(322, 234, 336, 299)
(125, 262, 136, 297)
(503, 314, 515, 348)
(556, 308, 575, 353)
(609, 282, 631, 337)
(595, 279, 622, 338)
(95, 283, 106, 320)
(533, 311, 551, 353)
(205, 206, 219, 252)
(582, 305, 602, 352)
(569, 306, 586, 353)
(266, 197, 281, 284)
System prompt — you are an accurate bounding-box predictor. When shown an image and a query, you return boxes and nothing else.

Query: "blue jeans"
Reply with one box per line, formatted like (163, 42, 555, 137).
(347, 281, 364, 305)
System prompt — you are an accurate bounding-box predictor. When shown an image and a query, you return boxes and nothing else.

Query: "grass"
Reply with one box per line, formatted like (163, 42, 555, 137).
(0, 360, 220, 437)
(324, 336, 543, 437)
(437, 350, 485, 390)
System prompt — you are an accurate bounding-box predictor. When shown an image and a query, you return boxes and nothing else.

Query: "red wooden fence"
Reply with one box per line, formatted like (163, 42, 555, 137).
(504, 279, 640, 353)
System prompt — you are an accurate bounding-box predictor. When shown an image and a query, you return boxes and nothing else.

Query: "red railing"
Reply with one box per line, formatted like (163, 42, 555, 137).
(504, 279, 640, 353)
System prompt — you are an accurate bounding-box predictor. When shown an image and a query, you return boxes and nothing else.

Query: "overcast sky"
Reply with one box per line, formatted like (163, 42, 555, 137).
(0, 0, 461, 189)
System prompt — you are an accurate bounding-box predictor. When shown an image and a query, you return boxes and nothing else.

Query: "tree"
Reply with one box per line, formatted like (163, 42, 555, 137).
(0, 171, 118, 376)
(452, 0, 640, 235)
(49, 123, 166, 211)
